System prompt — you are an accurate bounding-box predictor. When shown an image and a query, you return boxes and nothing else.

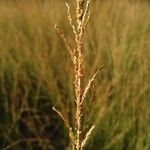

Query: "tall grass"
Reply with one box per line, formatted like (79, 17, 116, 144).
(0, 0, 149, 149)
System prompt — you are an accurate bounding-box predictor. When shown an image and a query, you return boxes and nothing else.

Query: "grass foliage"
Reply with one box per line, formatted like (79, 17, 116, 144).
(0, 0, 149, 149)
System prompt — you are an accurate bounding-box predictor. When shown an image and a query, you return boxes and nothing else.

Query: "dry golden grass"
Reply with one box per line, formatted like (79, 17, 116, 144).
(0, 0, 149, 149)
(53, 0, 102, 149)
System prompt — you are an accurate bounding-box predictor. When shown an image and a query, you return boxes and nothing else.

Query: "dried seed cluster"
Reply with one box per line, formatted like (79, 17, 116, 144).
(53, 1, 103, 149)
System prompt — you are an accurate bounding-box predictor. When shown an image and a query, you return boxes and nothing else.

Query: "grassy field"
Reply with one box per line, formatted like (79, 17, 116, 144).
(0, 0, 150, 149)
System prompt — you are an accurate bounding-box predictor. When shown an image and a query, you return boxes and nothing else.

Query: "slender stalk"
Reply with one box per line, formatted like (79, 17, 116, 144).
(75, 1, 85, 149)
(53, 1, 102, 149)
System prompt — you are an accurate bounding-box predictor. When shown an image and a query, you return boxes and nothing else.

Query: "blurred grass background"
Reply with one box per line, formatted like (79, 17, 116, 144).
(0, 0, 149, 149)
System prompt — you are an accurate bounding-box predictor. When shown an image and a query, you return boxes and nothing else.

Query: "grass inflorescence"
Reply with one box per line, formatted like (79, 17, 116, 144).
(0, 0, 149, 150)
